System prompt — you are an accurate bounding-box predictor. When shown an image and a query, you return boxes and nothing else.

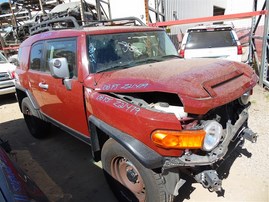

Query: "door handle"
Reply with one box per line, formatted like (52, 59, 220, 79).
(39, 82, 49, 90)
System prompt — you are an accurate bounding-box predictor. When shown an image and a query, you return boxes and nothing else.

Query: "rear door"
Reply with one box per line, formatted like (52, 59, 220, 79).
(38, 37, 89, 136)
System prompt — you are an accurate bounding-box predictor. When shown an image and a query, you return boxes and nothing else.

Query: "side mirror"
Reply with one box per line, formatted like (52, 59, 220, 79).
(49, 58, 69, 79)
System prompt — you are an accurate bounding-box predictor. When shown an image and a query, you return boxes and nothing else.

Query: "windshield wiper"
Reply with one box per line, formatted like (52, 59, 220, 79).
(134, 58, 162, 65)
(160, 55, 180, 59)
(96, 63, 134, 73)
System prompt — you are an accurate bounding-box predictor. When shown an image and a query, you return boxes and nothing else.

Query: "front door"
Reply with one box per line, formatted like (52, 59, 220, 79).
(38, 38, 89, 136)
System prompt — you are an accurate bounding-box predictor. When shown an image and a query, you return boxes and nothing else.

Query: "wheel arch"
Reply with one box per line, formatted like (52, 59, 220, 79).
(89, 115, 164, 169)
(16, 86, 48, 122)
(16, 86, 40, 111)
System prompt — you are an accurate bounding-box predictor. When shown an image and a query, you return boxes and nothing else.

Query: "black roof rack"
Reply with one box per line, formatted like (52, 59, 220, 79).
(30, 16, 81, 36)
(84, 17, 146, 27)
(29, 16, 146, 36)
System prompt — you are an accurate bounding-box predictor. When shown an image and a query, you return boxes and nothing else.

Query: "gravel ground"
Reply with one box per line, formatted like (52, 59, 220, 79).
(0, 85, 268, 202)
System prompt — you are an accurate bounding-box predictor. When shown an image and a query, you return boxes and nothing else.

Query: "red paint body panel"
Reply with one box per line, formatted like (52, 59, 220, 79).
(85, 91, 183, 156)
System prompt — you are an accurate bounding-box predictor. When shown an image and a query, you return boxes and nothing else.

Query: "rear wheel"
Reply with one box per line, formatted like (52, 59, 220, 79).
(101, 139, 174, 202)
(21, 97, 50, 138)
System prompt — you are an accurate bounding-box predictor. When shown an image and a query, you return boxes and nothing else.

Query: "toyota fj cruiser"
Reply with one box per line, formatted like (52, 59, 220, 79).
(15, 17, 258, 202)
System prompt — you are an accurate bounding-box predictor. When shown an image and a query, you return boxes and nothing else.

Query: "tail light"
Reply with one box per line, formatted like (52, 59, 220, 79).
(179, 45, 185, 58)
(179, 49, 185, 58)
(237, 45, 243, 55)
(9, 71, 15, 79)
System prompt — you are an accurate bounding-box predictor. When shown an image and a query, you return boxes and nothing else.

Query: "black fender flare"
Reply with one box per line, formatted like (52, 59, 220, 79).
(89, 115, 164, 169)
(15, 84, 40, 110)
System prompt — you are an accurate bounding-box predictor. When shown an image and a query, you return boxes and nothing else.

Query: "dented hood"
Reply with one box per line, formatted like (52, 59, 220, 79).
(85, 58, 257, 114)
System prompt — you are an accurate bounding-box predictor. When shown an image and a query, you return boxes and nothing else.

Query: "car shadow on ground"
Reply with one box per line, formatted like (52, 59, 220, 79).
(0, 94, 17, 105)
(174, 143, 252, 202)
(0, 118, 117, 202)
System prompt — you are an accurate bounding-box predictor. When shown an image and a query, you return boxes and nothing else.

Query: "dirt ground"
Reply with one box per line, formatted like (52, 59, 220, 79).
(0, 85, 268, 202)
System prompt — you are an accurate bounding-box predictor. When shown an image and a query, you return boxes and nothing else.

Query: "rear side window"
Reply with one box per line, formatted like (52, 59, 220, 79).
(30, 43, 43, 71)
(185, 30, 236, 49)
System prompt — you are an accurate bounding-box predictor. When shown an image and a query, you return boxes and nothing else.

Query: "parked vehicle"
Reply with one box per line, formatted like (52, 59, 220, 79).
(0, 52, 16, 95)
(179, 24, 243, 62)
(15, 17, 258, 202)
(0, 138, 48, 202)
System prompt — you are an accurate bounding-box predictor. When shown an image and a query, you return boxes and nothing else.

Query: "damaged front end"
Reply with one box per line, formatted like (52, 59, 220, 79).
(142, 93, 255, 193)
(88, 88, 257, 194)
(85, 58, 258, 196)
(161, 98, 257, 193)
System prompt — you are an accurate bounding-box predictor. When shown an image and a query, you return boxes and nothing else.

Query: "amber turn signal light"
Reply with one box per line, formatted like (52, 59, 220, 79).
(151, 130, 206, 149)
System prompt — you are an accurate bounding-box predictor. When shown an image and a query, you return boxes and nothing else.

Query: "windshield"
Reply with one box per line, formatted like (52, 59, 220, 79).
(87, 31, 178, 73)
(0, 52, 8, 63)
(185, 30, 237, 49)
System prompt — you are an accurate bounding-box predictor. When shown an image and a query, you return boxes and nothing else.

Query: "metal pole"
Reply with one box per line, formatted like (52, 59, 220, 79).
(80, 0, 86, 25)
(96, 0, 102, 21)
(145, 0, 149, 24)
(107, 0, 112, 20)
(248, 0, 257, 64)
(259, 0, 269, 86)
(39, 0, 45, 15)
(0, 35, 7, 57)
(8, 0, 17, 27)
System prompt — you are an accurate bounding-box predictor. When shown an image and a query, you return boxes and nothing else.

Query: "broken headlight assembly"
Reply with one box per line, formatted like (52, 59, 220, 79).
(151, 120, 223, 152)
(202, 120, 223, 151)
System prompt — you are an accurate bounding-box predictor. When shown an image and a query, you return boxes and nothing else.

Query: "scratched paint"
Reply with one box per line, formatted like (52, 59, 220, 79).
(101, 83, 149, 91)
(96, 94, 140, 115)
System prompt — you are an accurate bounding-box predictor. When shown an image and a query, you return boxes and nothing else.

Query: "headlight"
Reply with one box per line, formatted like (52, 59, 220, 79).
(238, 90, 252, 105)
(202, 121, 223, 151)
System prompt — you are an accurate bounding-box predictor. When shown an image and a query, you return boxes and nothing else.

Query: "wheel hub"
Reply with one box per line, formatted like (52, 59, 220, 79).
(126, 168, 138, 183)
(111, 157, 146, 201)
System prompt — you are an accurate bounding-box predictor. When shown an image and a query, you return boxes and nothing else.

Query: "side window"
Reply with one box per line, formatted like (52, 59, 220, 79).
(45, 39, 77, 78)
(30, 43, 43, 71)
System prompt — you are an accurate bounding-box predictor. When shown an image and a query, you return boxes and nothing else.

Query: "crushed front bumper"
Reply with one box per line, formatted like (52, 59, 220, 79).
(163, 108, 257, 193)
(163, 109, 256, 168)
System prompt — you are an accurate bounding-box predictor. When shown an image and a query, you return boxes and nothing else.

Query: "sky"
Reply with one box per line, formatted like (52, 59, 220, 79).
(0, 0, 8, 3)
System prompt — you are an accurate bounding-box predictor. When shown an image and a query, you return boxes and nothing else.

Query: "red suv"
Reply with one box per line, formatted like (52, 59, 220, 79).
(15, 17, 258, 202)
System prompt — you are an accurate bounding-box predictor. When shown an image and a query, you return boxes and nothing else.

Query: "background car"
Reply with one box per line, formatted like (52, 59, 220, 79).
(0, 52, 16, 95)
(178, 24, 243, 62)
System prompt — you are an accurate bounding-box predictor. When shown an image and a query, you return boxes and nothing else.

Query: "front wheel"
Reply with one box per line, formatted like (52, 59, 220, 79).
(101, 139, 174, 202)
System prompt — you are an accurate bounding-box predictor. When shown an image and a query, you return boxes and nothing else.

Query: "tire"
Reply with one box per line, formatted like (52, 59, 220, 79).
(101, 139, 174, 202)
(21, 97, 50, 138)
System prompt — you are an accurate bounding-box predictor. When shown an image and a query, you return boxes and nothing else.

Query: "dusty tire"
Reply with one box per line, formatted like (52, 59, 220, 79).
(21, 97, 50, 138)
(101, 139, 174, 202)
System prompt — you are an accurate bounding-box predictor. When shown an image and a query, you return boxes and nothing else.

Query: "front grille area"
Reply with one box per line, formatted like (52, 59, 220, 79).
(202, 100, 246, 129)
